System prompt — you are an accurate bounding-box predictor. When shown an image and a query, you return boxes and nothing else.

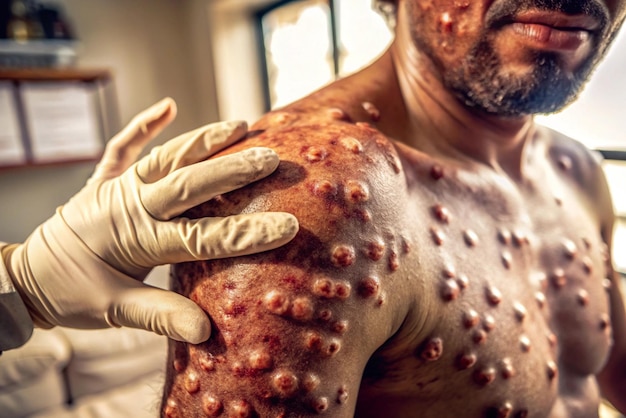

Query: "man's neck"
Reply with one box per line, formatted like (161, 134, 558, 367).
(369, 36, 537, 179)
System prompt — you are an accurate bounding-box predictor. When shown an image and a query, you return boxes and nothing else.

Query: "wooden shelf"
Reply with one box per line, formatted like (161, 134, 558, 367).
(0, 68, 111, 82)
(0, 155, 103, 172)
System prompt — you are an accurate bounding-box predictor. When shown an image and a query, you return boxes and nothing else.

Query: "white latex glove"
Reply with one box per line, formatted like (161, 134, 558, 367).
(1, 98, 298, 344)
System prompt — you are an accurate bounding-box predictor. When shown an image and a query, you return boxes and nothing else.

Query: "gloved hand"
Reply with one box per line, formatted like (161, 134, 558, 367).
(1, 98, 298, 344)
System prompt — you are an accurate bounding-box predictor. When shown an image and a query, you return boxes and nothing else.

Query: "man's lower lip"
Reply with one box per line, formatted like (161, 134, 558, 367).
(509, 22, 590, 51)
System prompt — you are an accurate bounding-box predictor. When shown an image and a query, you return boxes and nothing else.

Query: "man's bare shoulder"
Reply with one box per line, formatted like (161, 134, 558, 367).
(537, 124, 613, 225)
(168, 109, 412, 417)
(538, 124, 606, 185)
(189, 107, 408, 232)
(182, 106, 413, 317)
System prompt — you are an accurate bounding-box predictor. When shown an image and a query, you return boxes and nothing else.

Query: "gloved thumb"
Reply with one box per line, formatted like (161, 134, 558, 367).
(106, 281, 211, 344)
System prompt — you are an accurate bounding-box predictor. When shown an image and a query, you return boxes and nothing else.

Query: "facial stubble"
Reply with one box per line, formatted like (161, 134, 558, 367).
(445, 39, 591, 117)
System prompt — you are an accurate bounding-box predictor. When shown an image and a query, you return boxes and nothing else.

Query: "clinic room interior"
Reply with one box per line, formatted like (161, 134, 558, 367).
(1, 0, 626, 417)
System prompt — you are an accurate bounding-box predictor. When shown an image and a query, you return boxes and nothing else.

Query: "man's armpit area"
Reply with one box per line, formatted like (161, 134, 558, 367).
(162, 121, 410, 417)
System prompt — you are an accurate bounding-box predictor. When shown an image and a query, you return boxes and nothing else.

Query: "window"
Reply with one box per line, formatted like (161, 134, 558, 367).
(256, 0, 392, 109)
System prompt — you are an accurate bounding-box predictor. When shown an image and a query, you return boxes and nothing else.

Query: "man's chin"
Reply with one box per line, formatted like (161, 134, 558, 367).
(481, 93, 577, 118)
(450, 64, 588, 117)
(441, 38, 599, 118)
(457, 89, 580, 118)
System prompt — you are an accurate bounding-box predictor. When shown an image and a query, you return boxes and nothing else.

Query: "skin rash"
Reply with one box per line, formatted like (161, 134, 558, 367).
(162, 0, 626, 417)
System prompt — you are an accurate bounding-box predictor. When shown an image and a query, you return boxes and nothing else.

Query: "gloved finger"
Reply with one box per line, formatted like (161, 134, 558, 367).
(136, 120, 248, 184)
(90, 98, 177, 183)
(106, 282, 211, 344)
(140, 147, 280, 220)
(148, 212, 299, 264)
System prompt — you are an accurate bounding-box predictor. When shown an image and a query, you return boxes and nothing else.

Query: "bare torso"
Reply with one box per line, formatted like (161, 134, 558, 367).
(162, 53, 615, 418)
(356, 134, 612, 418)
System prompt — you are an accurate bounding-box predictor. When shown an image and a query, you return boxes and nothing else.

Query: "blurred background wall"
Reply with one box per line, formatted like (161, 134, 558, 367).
(0, 0, 220, 243)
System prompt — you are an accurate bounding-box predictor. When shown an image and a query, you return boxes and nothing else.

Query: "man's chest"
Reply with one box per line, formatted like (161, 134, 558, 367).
(359, 166, 613, 417)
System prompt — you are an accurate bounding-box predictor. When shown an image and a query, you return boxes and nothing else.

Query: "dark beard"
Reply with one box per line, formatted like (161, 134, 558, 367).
(445, 40, 593, 117)
(410, 0, 612, 117)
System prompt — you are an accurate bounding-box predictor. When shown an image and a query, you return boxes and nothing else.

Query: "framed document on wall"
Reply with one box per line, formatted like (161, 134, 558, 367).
(20, 81, 104, 163)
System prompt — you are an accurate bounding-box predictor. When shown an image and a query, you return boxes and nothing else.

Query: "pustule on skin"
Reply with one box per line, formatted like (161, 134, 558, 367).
(436, 6, 474, 45)
(437, 1, 471, 30)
